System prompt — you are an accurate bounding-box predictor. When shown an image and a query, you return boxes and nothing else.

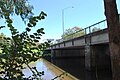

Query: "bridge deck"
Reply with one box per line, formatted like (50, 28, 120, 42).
(49, 28, 109, 50)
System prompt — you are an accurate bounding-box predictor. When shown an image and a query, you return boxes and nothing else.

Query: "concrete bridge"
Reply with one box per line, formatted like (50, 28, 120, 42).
(50, 28, 108, 49)
(44, 19, 112, 78)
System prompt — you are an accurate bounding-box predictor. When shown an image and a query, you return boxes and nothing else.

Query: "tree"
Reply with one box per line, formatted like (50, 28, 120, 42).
(92, 27, 101, 32)
(103, 0, 120, 80)
(0, 0, 49, 79)
(0, 33, 11, 48)
(0, 33, 6, 44)
(61, 26, 85, 40)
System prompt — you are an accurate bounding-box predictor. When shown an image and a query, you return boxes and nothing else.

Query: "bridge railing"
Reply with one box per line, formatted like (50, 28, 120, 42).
(56, 19, 107, 43)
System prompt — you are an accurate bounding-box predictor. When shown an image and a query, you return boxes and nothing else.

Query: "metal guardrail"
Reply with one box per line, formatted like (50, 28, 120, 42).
(56, 19, 107, 43)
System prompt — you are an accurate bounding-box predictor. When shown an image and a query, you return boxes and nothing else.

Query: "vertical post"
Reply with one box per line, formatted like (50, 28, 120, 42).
(85, 44, 91, 71)
(84, 27, 93, 71)
(62, 10, 64, 37)
(85, 28, 87, 43)
(51, 49, 55, 59)
(62, 6, 74, 41)
(89, 26, 91, 34)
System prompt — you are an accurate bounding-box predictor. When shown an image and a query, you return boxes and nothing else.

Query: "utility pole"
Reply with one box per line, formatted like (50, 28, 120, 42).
(62, 6, 74, 39)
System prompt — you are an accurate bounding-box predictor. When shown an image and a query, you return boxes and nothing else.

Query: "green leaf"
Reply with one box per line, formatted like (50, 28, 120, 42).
(38, 45, 42, 48)
(41, 32, 45, 34)
(7, 23, 12, 27)
(26, 28, 31, 32)
(30, 21, 36, 26)
(6, 19, 13, 23)
(33, 33, 37, 36)
(37, 28, 44, 33)
(32, 43, 36, 46)
(38, 34, 42, 36)
(37, 29, 41, 33)
(36, 16, 41, 20)
(41, 11, 47, 16)
(33, 22, 36, 26)
(34, 39, 39, 42)
(7, 37, 11, 40)
(36, 37, 41, 39)
(0, 26, 5, 29)
(42, 71, 44, 75)
(43, 13, 47, 16)
(41, 16, 45, 19)
(41, 28, 44, 30)
(4, 12, 9, 17)
(30, 35, 35, 38)
(27, 23, 32, 27)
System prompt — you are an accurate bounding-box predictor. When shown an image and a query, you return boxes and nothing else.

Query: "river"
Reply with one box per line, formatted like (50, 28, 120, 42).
(22, 56, 112, 80)
(22, 58, 78, 80)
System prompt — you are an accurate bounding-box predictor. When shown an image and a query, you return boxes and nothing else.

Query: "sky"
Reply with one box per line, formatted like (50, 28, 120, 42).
(0, 0, 120, 42)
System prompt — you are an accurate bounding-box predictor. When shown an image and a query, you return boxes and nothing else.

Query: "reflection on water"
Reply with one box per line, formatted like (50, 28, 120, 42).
(22, 59, 57, 80)
(22, 57, 112, 80)
(22, 59, 78, 80)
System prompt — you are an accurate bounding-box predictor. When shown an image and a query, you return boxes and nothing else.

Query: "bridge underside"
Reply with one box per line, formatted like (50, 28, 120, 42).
(45, 43, 111, 72)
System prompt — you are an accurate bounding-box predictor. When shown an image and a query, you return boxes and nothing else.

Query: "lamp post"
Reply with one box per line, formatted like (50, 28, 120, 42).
(62, 6, 74, 37)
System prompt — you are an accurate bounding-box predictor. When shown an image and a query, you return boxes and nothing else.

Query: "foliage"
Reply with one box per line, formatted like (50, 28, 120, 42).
(0, 0, 50, 79)
(0, 0, 33, 22)
(92, 27, 101, 32)
(61, 26, 85, 40)
(0, 33, 6, 45)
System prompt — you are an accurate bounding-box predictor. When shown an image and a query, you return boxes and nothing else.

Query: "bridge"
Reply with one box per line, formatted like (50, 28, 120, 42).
(44, 19, 112, 79)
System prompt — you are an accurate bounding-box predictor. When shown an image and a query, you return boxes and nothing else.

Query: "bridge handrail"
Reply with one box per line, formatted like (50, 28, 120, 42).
(56, 19, 107, 43)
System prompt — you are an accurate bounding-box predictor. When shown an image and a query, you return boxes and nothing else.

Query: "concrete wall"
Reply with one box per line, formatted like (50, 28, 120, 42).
(46, 43, 111, 73)
(51, 48, 85, 58)
(92, 44, 111, 71)
(50, 29, 108, 49)
(85, 44, 111, 71)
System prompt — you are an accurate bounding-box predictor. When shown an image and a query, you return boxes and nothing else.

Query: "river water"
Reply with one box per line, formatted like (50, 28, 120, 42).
(22, 58, 78, 80)
(22, 56, 112, 80)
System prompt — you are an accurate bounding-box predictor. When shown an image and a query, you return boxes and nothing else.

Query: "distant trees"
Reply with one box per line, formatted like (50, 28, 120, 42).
(0, 33, 6, 44)
(61, 26, 102, 41)
(0, 33, 11, 47)
(92, 27, 101, 32)
(61, 26, 85, 40)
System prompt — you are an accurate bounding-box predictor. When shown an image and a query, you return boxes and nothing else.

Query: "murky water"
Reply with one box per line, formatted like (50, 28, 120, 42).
(1, 57, 111, 80)
(23, 59, 56, 79)
(22, 58, 78, 80)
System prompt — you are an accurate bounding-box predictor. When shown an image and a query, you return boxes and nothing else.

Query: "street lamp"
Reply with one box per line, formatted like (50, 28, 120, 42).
(62, 6, 74, 36)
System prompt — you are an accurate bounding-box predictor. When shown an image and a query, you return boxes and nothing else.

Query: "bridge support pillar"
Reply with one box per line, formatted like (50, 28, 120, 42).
(85, 45, 96, 71)
(85, 45, 91, 71)
(51, 49, 63, 58)
(51, 49, 56, 59)
(85, 35, 96, 71)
